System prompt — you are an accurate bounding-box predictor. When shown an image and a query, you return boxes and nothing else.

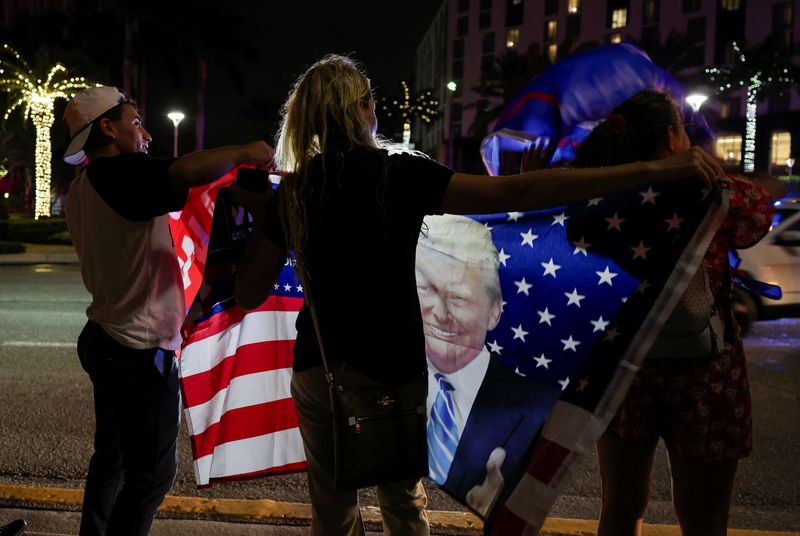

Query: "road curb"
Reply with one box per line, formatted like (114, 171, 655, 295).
(0, 484, 798, 535)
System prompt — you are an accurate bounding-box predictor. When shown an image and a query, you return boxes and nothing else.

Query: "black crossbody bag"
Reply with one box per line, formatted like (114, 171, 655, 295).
(304, 285, 429, 491)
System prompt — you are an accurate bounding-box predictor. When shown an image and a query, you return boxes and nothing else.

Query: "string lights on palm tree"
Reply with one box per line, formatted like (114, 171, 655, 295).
(381, 81, 440, 148)
(707, 40, 799, 172)
(0, 44, 97, 218)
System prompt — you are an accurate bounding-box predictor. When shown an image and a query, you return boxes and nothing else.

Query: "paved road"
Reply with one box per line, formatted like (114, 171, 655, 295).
(0, 264, 798, 531)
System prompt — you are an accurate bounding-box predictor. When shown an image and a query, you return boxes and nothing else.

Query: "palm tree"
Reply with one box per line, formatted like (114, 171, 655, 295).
(707, 36, 800, 172)
(0, 44, 96, 218)
(379, 80, 440, 148)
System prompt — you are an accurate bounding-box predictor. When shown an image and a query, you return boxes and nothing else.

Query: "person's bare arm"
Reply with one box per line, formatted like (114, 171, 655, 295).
(442, 146, 723, 215)
(168, 141, 274, 191)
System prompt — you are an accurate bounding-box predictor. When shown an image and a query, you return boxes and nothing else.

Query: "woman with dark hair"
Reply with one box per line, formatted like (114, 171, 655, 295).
(576, 90, 784, 536)
(234, 58, 725, 536)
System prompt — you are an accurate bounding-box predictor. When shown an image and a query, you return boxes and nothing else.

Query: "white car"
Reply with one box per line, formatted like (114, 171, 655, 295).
(733, 198, 800, 332)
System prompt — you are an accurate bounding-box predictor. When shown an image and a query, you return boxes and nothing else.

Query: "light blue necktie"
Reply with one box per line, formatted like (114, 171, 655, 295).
(428, 373, 458, 484)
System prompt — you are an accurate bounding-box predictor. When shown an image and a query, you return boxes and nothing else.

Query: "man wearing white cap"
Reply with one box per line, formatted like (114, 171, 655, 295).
(63, 86, 273, 536)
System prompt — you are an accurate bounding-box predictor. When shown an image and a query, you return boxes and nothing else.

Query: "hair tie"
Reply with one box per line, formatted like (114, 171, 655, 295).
(607, 114, 626, 128)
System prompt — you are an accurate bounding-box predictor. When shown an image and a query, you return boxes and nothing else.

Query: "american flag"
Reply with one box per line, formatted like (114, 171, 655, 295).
(171, 172, 307, 487)
(171, 172, 726, 532)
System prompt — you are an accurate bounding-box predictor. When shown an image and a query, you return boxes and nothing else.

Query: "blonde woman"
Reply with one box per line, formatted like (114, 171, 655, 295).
(234, 55, 723, 536)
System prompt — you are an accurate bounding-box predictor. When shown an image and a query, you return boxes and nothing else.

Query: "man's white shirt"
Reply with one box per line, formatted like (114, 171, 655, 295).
(426, 347, 491, 440)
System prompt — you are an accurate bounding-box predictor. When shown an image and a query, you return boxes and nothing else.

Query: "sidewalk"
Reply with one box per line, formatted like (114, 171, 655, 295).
(0, 243, 78, 265)
(1, 483, 799, 536)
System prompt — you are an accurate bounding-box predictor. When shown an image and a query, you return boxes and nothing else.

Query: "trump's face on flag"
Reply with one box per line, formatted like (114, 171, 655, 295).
(416, 215, 502, 374)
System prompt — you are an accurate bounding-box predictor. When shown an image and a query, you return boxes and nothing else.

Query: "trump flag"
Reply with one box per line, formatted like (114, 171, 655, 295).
(172, 173, 726, 532)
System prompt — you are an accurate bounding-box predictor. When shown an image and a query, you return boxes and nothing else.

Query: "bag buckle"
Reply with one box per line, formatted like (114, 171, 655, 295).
(377, 394, 396, 407)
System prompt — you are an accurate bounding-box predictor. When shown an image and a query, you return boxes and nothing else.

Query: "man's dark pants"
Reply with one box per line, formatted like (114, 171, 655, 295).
(77, 321, 180, 536)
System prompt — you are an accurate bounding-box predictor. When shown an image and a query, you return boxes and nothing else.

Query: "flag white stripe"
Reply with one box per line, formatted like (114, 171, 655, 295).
(193, 427, 306, 486)
(184, 368, 294, 436)
(180, 310, 298, 378)
(540, 401, 601, 455)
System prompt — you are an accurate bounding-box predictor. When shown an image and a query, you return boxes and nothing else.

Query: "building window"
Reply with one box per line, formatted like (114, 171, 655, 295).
(482, 32, 495, 54)
(687, 17, 706, 44)
(453, 38, 465, 59)
(568, 0, 580, 14)
(773, 2, 793, 30)
(720, 0, 741, 10)
(716, 135, 742, 163)
(771, 131, 792, 166)
(609, 33, 623, 44)
(458, 0, 470, 13)
(452, 59, 464, 79)
(611, 8, 627, 28)
(481, 54, 495, 74)
(545, 19, 557, 42)
(643, 0, 659, 24)
(507, 0, 524, 26)
(506, 27, 520, 48)
(544, 0, 559, 15)
(480, 10, 492, 28)
(682, 0, 701, 13)
(566, 13, 581, 39)
(457, 16, 469, 36)
(547, 43, 558, 62)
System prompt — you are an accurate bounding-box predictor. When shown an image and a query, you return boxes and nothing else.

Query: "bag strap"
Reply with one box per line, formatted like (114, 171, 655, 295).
(301, 273, 335, 385)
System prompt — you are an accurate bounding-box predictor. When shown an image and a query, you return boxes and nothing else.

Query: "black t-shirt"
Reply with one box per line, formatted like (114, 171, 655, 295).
(85, 153, 186, 220)
(263, 148, 453, 383)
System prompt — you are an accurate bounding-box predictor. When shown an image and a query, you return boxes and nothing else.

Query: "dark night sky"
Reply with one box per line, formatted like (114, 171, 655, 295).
(149, 0, 445, 153)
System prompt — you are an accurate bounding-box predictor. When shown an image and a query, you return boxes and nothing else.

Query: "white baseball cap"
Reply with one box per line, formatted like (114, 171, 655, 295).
(63, 86, 129, 165)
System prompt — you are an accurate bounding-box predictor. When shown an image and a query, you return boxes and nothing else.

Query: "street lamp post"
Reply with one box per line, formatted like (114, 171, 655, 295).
(167, 111, 185, 157)
(685, 93, 708, 113)
(787, 157, 795, 178)
(446, 81, 457, 168)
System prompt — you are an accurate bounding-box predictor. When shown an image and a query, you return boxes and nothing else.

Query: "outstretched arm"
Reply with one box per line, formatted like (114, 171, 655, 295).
(442, 146, 724, 215)
(168, 141, 274, 191)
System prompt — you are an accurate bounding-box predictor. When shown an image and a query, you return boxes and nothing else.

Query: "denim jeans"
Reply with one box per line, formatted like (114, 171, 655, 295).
(77, 321, 180, 536)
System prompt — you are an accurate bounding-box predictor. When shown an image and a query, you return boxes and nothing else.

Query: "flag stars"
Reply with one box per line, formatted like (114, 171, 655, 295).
(605, 326, 620, 342)
(541, 258, 561, 278)
(636, 279, 651, 294)
(572, 237, 591, 256)
(520, 229, 539, 247)
(561, 335, 581, 352)
(639, 186, 661, 205)
(552, 212, 569, 226)
(273, 283, 280, 290)
(606, 212, 625, 231)
(533, 353, 551, 369)
(514, 277, 533, 296)
(498, 248, 511, 267)
(283, 283, 293, 292)
(558, 377, 570, 390)
(297, 284, 304, 293)
(507, 211, 523, 222)
(590, 316, 610, 332)
(587, 197, 603, 206)
(665, 212, 684, 231)
(537, 307, 556, 325)
(630, 241, 651, 260)
(577, 377, 590, 392)
(596, 266, 618, 286)
(514, 367, 526, 377)
(487, 340, 504, 354)
(511, 324, 529, 342)
(565, 288, 586, 307)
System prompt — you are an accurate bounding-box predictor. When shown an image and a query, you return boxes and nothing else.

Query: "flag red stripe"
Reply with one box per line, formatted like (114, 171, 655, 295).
(191, 397, 299, 459)
(181, 339, 295, 408)
(527, 437, 570, 484)
(183, 296, 303, 345)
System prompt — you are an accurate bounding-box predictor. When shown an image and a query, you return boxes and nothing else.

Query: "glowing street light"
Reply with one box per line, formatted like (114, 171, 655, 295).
(685, 93, 708, 113)
(446, 81, 457, 92)
(787, 157, 795, 177)
(0, 44, 96, 218)
(167, 111, 185, 157)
